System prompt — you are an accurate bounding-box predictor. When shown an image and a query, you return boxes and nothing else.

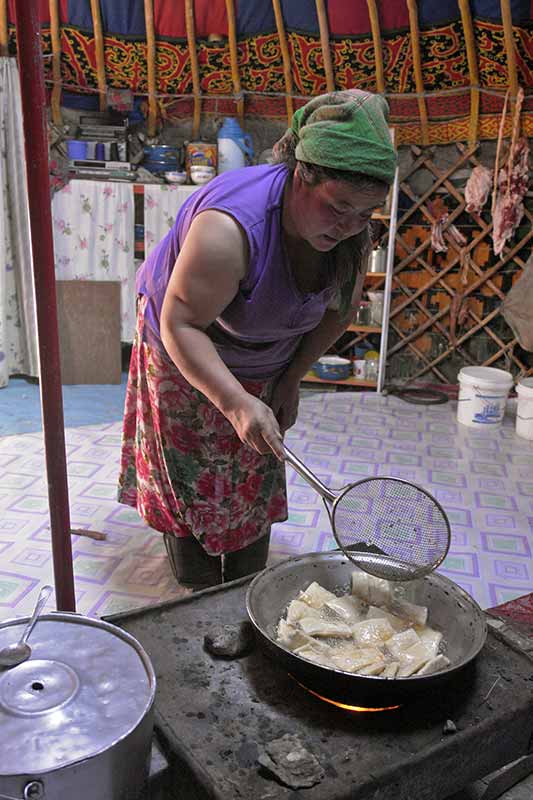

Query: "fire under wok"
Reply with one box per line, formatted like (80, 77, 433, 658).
(246, 551, 487, 707)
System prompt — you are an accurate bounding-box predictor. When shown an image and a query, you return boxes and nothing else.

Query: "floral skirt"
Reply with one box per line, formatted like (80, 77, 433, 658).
(117, 298, 288, 556)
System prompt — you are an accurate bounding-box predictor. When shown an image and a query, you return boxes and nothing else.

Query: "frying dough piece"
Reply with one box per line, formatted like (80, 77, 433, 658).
(366, 605, 406, 632)
(357, 660, 386, 676)
(324, 595, 365, 623)
(294, 644, 336, 668)
(351, 572, 392, 606)
(386, 628, 420, 659)
(350, 571, 369, 601)
(368, 576, 393, 607)
(381, 662, 400, 679)
(286, 599, 322, 624)
(330, 647, 384, 673)
(299, 617, 353, 638)
(277, 619, 315, 651)
(298, 581, 336, 609)
(392, 598, 428, 627)
(397, 642, 433, 677)
(416, 653, 450, 676)
(416, 626, 443, 657)
(352, 618, 395, 647)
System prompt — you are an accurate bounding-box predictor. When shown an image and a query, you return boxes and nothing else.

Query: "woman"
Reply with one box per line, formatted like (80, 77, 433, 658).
(118, 89, 396, 590)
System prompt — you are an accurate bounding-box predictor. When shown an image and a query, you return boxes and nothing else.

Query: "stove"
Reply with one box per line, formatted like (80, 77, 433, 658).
(108, 577, 533, 800)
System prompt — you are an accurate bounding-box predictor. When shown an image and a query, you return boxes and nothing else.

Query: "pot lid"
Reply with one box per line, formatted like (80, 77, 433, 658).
(0, 613, 155, 776)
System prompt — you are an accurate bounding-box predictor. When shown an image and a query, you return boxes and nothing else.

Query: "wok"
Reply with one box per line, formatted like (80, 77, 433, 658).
(246, 551, 487, 707)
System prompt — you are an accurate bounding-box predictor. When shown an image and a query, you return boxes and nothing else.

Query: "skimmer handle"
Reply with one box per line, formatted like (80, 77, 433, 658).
(19, 585, 53, 646)
(283, 446, 336, 503)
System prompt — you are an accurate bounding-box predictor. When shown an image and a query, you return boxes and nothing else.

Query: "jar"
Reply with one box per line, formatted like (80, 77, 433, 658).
(354, 301, 372, 326)
(367, 292, 384, 326)
(365, 358, 379, 382)
(353, 359, 366, 379)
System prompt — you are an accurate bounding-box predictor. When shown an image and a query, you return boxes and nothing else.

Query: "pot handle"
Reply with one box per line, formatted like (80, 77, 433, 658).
(0, 781, 45, 800)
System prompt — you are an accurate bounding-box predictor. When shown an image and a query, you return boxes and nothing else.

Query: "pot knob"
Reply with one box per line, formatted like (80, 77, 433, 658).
(23, 782, 45, 800)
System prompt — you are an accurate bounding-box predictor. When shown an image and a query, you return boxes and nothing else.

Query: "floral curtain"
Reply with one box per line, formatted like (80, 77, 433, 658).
(0, 57, 38, 388)
(143, 184, 198, 259)
(52, 180, 135, 341)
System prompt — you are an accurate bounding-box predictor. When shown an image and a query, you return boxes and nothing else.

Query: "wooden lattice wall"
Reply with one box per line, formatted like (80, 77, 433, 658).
(338, 142, 533, 386)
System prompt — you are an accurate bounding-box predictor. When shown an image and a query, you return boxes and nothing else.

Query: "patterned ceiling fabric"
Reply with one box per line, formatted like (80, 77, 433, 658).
(6, 1, 533, 143)
(100, 0, 146, 37)
(154, 0, 228, 39)
(7, 0, 533, 32)
(66, 0, 94, 31)
(281, 0, 320, 34)
(7, 0, 59, 24)
(417, 1, 461, 26)
(471, 0, 532, 21)
(327, 0, 404, 36)
(236, 0, 275, 36)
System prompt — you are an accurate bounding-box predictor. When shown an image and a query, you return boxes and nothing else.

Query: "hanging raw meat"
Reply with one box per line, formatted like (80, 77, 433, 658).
(492, 137, 530, 256)
(428, 199, 467, 254)
(465, 165, 493, 214)
(491, 87, 529, 256)
(431, 214, 447, 252)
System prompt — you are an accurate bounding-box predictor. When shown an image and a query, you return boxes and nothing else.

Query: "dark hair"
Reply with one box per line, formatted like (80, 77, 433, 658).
(272, 136, 389, 317)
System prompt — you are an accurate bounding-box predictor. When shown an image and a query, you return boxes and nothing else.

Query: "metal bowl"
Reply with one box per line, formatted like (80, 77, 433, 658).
(246, 552, 487, 706)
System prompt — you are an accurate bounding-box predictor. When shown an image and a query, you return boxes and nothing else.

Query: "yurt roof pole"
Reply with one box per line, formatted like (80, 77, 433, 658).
(14, 1, 76, 612)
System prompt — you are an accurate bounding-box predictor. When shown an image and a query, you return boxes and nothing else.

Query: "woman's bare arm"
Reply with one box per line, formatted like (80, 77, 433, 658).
(160, 210, 284, 459)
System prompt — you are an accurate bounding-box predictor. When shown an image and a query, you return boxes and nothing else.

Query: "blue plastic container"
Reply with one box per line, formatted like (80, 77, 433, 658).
(67, 140, 88, 159)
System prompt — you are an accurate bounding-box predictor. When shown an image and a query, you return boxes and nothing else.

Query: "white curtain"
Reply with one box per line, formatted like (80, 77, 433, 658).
(143, 184, 198, 258)
(52, 180, 135, 341)
(0, 58, 38, 388)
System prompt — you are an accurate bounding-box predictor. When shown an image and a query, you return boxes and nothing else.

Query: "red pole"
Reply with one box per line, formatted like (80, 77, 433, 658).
(13, 1, 76, 611)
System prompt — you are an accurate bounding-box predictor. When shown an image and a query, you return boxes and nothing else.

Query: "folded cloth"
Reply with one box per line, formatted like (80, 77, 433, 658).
(276, 90, 397, 184)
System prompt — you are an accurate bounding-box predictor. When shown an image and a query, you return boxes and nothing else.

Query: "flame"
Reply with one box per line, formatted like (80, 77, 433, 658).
(293, 678, 401, 713)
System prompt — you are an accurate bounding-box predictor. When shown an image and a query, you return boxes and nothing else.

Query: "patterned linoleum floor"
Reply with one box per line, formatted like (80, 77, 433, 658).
(1, 382, 532, 621)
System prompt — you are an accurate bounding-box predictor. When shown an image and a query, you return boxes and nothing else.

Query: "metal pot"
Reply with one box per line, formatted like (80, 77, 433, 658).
(0, 612, 156, 800)
(246, 552, 487, 707)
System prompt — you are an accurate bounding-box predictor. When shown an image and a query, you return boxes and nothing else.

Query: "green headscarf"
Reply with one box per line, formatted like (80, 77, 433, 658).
(290, 90, 396, 184)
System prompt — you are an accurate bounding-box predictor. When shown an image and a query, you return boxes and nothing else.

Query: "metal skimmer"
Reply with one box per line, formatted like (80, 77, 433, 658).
(284, 447, 451, 581)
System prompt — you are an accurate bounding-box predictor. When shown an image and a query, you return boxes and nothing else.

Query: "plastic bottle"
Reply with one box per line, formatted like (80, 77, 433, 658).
(217, 117, 254, 173)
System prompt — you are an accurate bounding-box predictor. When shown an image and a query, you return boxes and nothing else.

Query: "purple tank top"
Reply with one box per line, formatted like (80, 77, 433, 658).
(136, 163, 336, 380)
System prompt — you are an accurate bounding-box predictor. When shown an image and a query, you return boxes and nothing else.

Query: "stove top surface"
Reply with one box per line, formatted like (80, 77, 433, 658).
(110, 577, 533, 800)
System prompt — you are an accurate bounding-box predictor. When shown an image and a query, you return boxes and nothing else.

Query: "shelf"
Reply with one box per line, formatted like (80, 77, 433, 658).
(302, 372, 377, 387)
(347, 324, 381, 333)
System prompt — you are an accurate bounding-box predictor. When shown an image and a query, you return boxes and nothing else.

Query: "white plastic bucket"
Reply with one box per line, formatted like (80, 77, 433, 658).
(516, 377, 533, 440)
(457, 366, 513, 428)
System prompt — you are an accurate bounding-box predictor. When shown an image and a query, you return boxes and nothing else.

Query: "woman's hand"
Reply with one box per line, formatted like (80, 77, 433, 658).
(225, 394, 285, 461)
(270, 373, 300, 434)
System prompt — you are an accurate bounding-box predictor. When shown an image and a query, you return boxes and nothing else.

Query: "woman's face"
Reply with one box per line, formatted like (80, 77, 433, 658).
(288, 166, 389, 252)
